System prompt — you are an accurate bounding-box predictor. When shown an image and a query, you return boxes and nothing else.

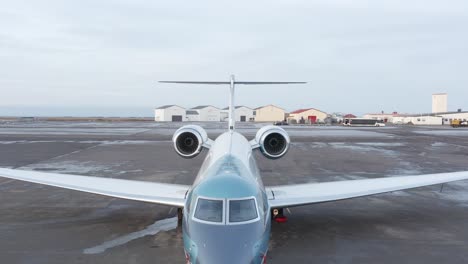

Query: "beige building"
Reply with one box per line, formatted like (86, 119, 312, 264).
(432, 93, 448, 113)
(288, 108, 327, 123)
(254, 105, 285, 122)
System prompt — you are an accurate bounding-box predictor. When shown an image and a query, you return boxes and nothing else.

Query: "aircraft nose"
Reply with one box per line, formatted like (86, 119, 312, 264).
(187, 217, 266, 263)
(196, 245, 256, 264)
(191, 228, 260, 264)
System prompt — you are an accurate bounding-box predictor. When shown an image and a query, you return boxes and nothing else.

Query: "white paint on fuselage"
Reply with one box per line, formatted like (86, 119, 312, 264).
(205, 131, 253, 174)
(193, 131, 262, 188)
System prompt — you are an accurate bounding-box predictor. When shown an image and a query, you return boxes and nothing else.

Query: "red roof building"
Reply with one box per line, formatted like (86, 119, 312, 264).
(288, 108, 328, 123)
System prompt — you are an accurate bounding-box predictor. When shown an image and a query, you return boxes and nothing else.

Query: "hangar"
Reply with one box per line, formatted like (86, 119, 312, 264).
(288, 108, 328, 124)
(154, 105, 185, 122)
(185, 110, 199, 122)
(221, 106, 254, 122)
(189, 105, 221, 122)
(254, 105, 285, 122)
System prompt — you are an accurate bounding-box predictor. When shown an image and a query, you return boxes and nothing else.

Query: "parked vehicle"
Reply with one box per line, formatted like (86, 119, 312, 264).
(274, 121, 289, 126)
(343, 118, 385, 127)
(451, 120, 468, 128)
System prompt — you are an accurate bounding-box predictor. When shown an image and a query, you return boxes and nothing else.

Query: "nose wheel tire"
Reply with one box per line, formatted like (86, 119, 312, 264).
(177, 208, 183, 226)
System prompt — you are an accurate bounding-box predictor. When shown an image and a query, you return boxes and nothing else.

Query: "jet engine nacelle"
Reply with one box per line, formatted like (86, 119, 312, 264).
(173, 125, 208, 158)
(255, 125, 290, 159)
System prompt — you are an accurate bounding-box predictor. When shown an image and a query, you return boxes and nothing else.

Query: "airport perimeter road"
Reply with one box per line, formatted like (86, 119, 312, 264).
(1, 122, 468, 263)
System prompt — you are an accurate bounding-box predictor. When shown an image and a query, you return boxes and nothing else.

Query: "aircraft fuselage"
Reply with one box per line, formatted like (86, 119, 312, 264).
(182, 131, 270, 264)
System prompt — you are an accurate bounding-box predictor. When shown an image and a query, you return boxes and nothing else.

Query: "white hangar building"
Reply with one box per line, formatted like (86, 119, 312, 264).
(154, 105, 186, 122)
(221, 106, 254, 122)
(185, 110, 200, 122)
(188, 105, 221, 122)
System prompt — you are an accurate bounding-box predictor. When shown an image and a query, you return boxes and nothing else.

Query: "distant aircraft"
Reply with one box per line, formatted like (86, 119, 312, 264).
(2, 75, 468, 264)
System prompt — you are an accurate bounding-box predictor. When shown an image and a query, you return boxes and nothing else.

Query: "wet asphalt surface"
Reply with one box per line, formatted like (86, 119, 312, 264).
(0, 121, 468, 264)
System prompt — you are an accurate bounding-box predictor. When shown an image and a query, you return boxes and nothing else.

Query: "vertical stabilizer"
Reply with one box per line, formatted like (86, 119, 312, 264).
(229, 75, 235, 130)
(159, 76, 306, 131)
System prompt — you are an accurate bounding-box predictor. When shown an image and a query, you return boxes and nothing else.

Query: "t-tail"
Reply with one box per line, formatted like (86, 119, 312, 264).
(159, 75, 306, 130)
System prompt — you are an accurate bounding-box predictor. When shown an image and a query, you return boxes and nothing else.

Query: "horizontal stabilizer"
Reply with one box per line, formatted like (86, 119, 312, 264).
(159, 75, 306, 130)
(159, 81, 306, 85)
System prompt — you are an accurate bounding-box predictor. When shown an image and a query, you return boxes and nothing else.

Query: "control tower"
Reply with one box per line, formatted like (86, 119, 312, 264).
(432, 93, 447, 113)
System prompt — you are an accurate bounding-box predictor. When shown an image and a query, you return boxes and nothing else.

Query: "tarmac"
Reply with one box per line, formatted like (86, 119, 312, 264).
(1, 121, 468, 263)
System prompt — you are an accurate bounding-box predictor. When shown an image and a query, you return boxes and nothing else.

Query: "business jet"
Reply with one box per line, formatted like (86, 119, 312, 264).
(1, 75, 468, 264)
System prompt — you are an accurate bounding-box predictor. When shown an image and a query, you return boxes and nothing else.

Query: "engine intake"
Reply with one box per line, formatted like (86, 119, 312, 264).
(255, 125, 290, 159)
(173, 125, 208, 158)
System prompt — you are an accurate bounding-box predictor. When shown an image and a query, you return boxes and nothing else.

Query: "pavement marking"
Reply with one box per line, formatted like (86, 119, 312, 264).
(13, 144, 102, 169)
(83, 217, 178, 254)
(0, 179, 14, 186)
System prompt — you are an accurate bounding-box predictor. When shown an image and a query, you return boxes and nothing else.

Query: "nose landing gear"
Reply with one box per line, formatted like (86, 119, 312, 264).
(272, 208, 287, 223)
(177, 208, 183, 226)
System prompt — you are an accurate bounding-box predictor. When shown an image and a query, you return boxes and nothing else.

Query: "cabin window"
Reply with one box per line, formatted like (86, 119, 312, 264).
(194, 198, 224, 223)
(228, 198, 259, 223)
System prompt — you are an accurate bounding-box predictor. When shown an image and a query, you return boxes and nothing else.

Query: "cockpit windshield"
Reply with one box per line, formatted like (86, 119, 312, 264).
(192, 197, 260, 224)
(228, 198, 259, 223)
(194, 198, 223, 223)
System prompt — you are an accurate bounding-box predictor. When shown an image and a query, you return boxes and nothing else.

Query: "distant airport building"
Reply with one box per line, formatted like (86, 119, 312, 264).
(363, 93, 468, 125)
(343, 114, 357, 119)
(254, 105, 285, 122)
(437, 111, 468, 124)
(188, 105, 221, 121)
(288, 108, 327, 124)
(221, 106, 254, 122)
(363, 112, 399, 123)
(365, 110, 468, 125)
(392, 115, 443, 125)
(154, 105, 186, 122)
(185, 110, 199, 121)
(432, 93, 448, 113)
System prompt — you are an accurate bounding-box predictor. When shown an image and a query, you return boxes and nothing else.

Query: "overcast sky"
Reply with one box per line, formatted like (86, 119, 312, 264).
(1, 0, 467, 116)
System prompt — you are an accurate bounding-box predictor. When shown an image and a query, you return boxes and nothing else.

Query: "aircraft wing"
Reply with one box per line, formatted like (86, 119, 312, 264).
(0, 168, 189, 207)
(267, 171, 468, 208)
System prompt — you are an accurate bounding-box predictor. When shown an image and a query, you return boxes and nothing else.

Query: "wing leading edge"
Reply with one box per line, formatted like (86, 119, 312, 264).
(0, 168, 189, 207)
(267, 171, 468, 208)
